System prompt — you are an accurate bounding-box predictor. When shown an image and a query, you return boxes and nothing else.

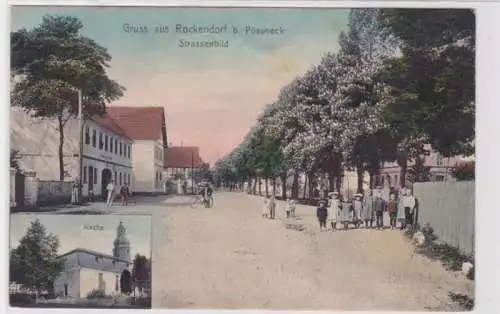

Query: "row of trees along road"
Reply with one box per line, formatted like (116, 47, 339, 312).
(213, 9, 475, 198)
(11, 15, 124, 180)
(10, 219, 151, 297)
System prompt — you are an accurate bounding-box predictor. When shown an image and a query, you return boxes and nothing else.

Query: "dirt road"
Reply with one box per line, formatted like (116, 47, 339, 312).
(152, 192, 473, 310)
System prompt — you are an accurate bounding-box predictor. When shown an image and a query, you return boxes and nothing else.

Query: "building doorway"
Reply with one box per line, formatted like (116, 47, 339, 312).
(101, 169, 112, 199)
(64, 284, 68, 297)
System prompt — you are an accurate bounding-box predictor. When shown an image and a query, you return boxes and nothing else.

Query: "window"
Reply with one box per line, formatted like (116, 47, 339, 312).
(437, 154, 444, 167)
(119, 172, 122, 185)
(95, 256, 102, 264)
(105, 135, 108, 151)
(83, 166, 87, 184)
(127, 173, 130, 185)
(394, 175, 398, 186)
(85, 127, 90, 145)
(110, 138, 113, 153)
(127, 145, 131, 158)
(99, 132, 103, 150)
(435, 175, 445, 182)
(115, 139, 118, 154)
(94, 168, 97, 184)
(92, 130, 97, 147)
(114, 171, 117, 183)
(115, 275, 119, 291)
(119, 142, 123, 156)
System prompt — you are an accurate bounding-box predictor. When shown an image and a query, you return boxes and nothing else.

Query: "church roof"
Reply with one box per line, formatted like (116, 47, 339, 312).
(59, 248, 130, 264)
(58, 248, 131, 273)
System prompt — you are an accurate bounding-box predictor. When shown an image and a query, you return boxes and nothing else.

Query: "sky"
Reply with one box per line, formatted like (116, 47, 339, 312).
(10, 214, 152, 258)
(11, 6, 349, 164)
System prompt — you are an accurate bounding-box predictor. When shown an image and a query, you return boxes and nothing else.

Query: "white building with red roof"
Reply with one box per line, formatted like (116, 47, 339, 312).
(106, 106, 167, 193)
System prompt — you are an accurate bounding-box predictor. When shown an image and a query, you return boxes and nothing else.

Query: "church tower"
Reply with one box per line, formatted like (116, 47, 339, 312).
(113, 220, 131, 263)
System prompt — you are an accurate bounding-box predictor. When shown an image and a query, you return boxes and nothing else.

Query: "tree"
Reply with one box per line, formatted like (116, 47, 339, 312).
(132, 254, 150, 295)
(10, 219, 64, 295)
(407, 155, 431, 183)
(379, 9, 475, 158)
(11, 15, 125, 181)
(10, 149, 22, 171)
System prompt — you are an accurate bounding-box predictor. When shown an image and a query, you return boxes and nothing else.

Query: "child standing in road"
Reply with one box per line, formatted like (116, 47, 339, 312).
(388, 193, 398, 229)
(373, 194, 387, 230)
(327, 192, 340, 231)
(317, 199, 328, 231)
(262, 196, 270, 218)
(290, 198, 297, 217)
(352, 193, 363, 228)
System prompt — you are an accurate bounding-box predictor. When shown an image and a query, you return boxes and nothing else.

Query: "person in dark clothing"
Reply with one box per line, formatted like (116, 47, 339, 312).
(373, 194, 387, 230)
(387, 193, 398, 229)
(120, 183, 130, 207)
(317, 199, 328, 231)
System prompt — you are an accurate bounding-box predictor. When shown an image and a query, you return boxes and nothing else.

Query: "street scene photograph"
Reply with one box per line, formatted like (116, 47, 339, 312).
(9, 5, 474, 311)
(9, 214, 152, 308)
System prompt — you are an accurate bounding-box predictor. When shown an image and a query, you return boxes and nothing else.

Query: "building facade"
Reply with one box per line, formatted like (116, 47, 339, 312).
(163, 146, 206, 179)
(53, 221, 132, 299)
(377, 144, 463, 189)
(107, 107, 167, 193)
(81, 116, 133, 198)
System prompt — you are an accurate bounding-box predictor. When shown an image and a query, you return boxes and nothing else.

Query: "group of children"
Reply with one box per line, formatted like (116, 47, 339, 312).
(262, 195, 297, 219)
(316, 187, 417, 232)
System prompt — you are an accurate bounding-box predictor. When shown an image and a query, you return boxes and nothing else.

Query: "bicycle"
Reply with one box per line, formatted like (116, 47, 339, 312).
(190, 194, 214, 208)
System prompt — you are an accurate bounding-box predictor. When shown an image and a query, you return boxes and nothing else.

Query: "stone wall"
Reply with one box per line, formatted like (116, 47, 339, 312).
(37, 180, 72, 206)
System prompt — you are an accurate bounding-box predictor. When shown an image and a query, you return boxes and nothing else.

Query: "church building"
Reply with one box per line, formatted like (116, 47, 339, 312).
(53, 220, 133, 299)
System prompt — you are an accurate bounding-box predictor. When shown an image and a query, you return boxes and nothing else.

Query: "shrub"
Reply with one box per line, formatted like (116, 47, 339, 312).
(86, 289, 111, 299)
(452, 161, 475, 181)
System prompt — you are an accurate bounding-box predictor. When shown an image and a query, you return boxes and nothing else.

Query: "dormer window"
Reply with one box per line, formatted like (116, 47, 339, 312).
(95, 256, 103, 264)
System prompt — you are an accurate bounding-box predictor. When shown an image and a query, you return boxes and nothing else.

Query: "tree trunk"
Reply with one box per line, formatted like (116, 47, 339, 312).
(292, 170, 299, 199)
(272, 177, 277, 197)
(265, 178, 269, 197)
(328, 171, 335, 194)
(356, 166, 364, 194)
(400, 157, 408, 188)
(280, 173, 287, 199)
(258, 177, 262, 195)
(57, 115, 65, 181)
(303, 175, 308, 200)
(335, 161, 342, 193)
(308, 172, 315, 200)
(369, 171, 374, 189)
(252, 177, 257, 194)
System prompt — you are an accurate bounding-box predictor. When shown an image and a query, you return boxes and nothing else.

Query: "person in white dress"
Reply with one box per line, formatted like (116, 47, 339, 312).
(106, 180, 115, 208)
(262, 196, 270, 218)
(327, 191, 340, 231)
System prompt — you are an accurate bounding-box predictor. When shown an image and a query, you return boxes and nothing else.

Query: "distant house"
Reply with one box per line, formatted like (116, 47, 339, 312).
(163, 146, 206, 179)
(107, 107, 167, 193)
(53, 221, 132, 299)
(376, 144, 466, 189)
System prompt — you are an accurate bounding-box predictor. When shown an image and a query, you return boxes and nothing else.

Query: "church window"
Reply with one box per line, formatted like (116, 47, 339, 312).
(115, 275, 119, 291)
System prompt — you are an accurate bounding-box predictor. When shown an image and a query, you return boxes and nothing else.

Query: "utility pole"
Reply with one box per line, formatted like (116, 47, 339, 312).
(191, 151, 195, 195)
(78, 89, 83, 204)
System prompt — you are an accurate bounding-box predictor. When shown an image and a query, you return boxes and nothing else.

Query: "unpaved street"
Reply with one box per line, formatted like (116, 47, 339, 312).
(151, 192, 473, 310)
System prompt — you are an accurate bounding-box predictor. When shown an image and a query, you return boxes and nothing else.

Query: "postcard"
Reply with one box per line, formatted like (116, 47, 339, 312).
(9, 214, 152, 308)
(9, 5, 475, 311)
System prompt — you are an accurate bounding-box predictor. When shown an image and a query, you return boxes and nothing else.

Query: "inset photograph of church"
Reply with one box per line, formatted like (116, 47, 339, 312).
(9, 214, 152, 308)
